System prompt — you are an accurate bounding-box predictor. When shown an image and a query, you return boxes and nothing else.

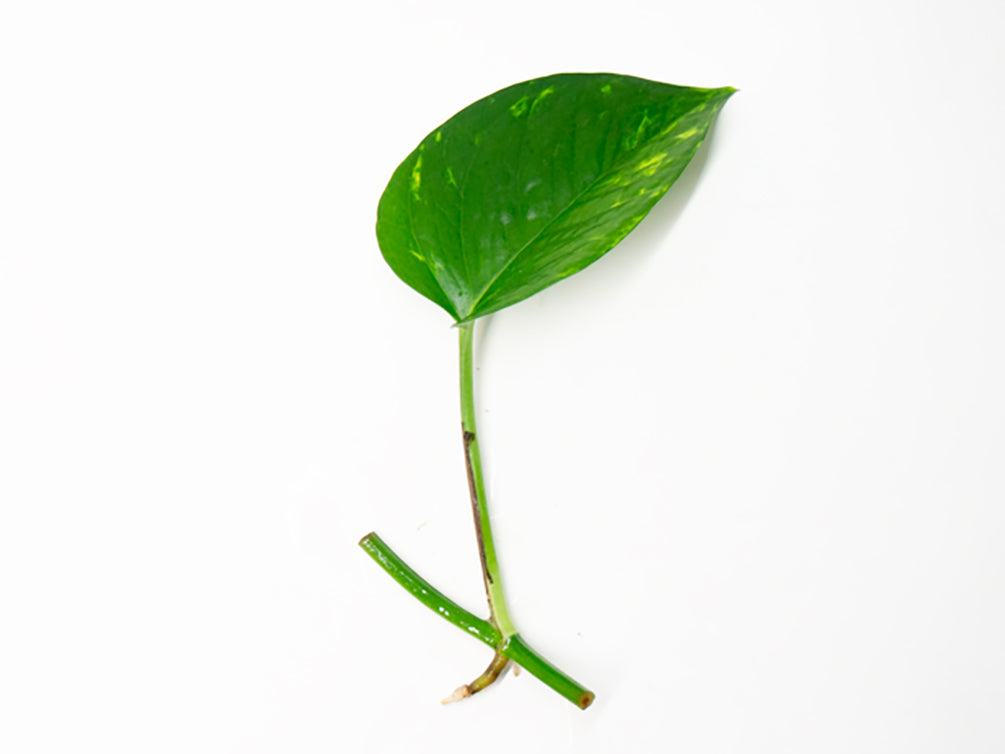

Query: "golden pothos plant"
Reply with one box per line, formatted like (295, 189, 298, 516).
(361, 72, 734, 709)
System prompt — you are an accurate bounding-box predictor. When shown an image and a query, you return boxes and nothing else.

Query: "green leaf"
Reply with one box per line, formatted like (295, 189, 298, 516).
(377, 73, 734, 323)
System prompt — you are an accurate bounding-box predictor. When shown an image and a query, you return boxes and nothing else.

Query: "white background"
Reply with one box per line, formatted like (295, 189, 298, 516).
(2, 1, 1003, 751)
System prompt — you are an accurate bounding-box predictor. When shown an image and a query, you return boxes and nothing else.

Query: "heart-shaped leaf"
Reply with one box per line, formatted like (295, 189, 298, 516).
(377, 73, 734, 322)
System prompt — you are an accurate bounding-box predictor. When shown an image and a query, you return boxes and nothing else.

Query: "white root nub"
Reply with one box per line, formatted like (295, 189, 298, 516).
(440, 685, 472, 705)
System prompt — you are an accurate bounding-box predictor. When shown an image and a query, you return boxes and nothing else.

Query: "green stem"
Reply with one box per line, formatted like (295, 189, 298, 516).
(457, 320, 516, 637)
(359, 318, 594, 709)
(359, 532, 499, 648)
(360, 532, 594, 709)
(502, 635, 595, 710)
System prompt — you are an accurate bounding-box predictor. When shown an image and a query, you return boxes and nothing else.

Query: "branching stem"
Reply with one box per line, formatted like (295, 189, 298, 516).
(359, 319, 594, 710)
(359, 532, 594, 709)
